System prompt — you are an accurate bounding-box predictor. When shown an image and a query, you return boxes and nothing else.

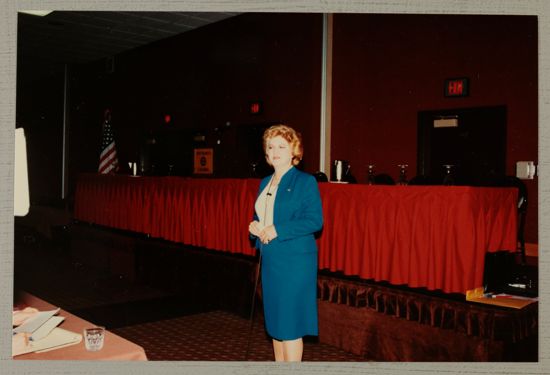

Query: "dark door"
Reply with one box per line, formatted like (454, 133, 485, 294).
(214, 122, 279, 178)
(215, 123, 265, 178)
(417, 106, 507, 186)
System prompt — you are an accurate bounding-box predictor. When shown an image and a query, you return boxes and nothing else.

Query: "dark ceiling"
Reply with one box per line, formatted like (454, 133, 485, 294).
(17, 10, 240, 64)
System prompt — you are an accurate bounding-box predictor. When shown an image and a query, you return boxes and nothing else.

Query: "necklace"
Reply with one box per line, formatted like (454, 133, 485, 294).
(263, 176, 277, 225)
(267, 176, 277, 195)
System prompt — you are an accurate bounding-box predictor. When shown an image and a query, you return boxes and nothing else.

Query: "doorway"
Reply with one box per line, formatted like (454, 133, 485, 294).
(417, 106, 507, 186)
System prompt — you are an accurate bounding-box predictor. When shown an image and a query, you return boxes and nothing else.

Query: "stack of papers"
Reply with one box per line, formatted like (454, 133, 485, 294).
(13, 308, 82, 356)
(466, 287, 538, 309)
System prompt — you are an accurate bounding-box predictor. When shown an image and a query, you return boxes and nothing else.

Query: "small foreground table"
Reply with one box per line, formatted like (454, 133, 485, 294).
(13, 291, 147, 360)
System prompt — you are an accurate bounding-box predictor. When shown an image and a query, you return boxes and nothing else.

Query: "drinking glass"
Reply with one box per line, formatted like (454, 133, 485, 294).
(442, 164, 456, 185)
(83, 327, 105, 351)
(397, 164, 408, 185)
(367, 165, 376, 185)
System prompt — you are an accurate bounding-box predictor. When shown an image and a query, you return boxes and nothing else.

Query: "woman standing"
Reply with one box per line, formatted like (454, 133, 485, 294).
(249, 124, 323, 362)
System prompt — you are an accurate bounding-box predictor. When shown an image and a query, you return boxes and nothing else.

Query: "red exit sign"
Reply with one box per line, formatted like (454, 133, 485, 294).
(444, 78, 469, 97)
(249, 101, 263, 115)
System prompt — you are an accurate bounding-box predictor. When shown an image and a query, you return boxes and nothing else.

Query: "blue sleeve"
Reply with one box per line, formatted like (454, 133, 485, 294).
(275, 175, 323, 241)
(249, 211, 259, 241)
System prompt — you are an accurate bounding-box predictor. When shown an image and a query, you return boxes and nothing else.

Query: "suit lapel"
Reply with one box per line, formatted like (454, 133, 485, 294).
(273, 167, 296, 224)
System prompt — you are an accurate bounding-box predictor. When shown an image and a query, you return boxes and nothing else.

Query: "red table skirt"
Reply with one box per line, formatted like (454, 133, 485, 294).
(74, 174, 517, 294)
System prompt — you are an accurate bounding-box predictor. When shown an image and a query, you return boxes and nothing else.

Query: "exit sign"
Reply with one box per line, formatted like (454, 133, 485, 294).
(249, 101, 263, 115)
(444, 78, 469, 97)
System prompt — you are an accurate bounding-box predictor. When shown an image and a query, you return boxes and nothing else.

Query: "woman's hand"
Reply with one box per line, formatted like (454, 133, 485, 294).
(249, 220, 263, 237)
(259, 225, 278, 244)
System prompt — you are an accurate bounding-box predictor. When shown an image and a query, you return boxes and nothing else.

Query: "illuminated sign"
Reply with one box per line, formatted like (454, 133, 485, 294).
(250, 101, 262, 115)
(444, 78, 469, 97)
(193, 148, 213, 174)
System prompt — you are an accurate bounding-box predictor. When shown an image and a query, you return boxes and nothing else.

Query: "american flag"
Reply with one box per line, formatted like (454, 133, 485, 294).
(98, 111, 119, 174)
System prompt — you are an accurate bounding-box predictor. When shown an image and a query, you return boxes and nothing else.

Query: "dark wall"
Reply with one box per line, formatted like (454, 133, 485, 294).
(68, 62, 115, 184)
(16, 59, 65, 205)
(67, 13, 323, 180)
(331, 14, 537, 242)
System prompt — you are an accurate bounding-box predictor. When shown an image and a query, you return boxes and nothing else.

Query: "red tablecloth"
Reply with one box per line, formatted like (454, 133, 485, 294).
(74, 174, 517, 294)
(317, 183, 517, 294)
(75, 175, 259, 256)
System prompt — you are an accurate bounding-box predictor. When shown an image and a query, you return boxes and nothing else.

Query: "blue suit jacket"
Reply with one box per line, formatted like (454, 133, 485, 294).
(253, 166, 323, 252)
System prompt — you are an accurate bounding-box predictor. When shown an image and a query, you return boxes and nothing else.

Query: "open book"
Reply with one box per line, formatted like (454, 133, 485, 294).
(13, 308, 82, 356)
(13, 328, 83, 356)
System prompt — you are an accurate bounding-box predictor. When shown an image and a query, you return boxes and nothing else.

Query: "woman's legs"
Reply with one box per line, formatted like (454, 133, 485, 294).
(282, 338, 303, 362)
(272, 339, 285, 361)
(272, 338, 303, 362)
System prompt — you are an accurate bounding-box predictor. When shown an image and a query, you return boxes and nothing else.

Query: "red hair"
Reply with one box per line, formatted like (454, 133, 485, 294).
(263, 124, 303, 166)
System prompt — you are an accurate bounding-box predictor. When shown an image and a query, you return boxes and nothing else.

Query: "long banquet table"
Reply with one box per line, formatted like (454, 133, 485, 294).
(74, 174, 518, 294)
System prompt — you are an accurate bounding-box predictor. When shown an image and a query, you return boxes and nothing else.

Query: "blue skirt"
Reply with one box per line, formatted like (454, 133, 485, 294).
(260, 238, 318, 341)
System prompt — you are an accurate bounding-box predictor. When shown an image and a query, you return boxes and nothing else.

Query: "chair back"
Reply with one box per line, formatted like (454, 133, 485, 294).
(496, 175, 528, 263)
(373, 173, 395, 185)
(408, 175, 437, 185)
(499, 176, 527, 212)
(313, 171, 328, 182)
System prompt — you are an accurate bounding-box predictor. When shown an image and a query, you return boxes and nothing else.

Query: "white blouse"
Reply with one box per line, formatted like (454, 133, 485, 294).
(255, 178, 278, 230)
